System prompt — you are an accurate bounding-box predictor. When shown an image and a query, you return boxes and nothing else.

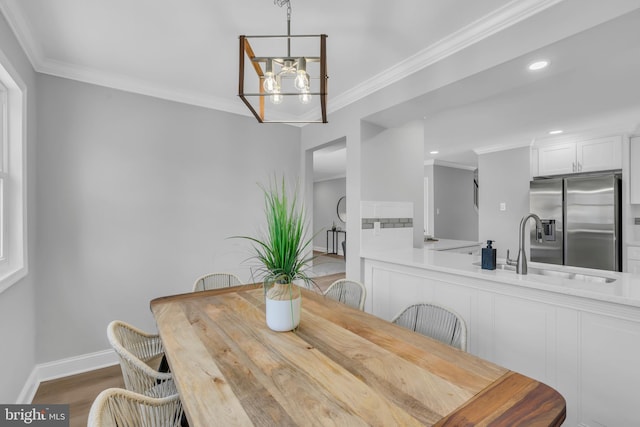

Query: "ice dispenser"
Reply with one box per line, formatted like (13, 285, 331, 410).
(540, 219, 556, 242)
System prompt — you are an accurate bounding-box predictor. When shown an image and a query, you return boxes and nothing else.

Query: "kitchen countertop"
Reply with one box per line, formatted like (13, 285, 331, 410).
(362, 247, 640, 309)
(422, 238, 481, 251)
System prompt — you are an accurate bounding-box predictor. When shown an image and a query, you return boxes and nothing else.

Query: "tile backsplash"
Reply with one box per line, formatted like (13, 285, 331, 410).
(362, 218, 413, 229)
(360, 201, 413, 252)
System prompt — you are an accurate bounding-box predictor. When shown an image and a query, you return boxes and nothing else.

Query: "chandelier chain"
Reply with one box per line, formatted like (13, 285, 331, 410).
(274, 0, 291, 21)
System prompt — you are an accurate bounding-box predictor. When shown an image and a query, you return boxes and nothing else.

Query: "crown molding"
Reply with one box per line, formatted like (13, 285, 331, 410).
(1, 0, 563, 118)
(424, 159, 477, 170)
(474, 140, 533, 155)
(434, 160, 477, 171)
(0, 0, 43, 68)
(38, 56, 251, 114)
(328, 0, 565, 114)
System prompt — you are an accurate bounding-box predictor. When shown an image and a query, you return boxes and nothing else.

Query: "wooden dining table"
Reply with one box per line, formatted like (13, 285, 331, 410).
(150, 284, 566, 426)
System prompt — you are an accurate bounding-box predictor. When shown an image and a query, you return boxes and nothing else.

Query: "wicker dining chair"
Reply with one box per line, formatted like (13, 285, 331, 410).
(88, 387, 184, 427)
(192, 272, 243, 292)
(391, 303, 467, 351)
(107, 320, 176, 398)
(323, 279, 366, 311)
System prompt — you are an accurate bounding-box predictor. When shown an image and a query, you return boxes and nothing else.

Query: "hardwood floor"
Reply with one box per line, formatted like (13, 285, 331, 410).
(31, 364, 124, 427)
(30, 273, 345, 426)
(310, 272, 345, 292)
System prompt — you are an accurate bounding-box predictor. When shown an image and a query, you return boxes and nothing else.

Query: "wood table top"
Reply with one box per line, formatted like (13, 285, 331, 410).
(150, 285, 566, 426)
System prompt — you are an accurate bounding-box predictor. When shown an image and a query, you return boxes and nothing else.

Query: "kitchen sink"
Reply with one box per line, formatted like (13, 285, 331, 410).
(472, 261, 616, 284)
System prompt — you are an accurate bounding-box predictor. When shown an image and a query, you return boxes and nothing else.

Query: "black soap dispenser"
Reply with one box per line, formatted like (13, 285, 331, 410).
(481, 240, 497, 270)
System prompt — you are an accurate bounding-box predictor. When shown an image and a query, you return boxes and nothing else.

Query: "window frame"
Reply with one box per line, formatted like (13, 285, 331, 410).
(0, 47, 28, 294)
(0, 82, 7, 262)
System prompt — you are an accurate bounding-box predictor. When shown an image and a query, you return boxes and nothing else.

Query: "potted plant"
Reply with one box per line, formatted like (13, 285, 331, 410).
(234, 177, 316, 332)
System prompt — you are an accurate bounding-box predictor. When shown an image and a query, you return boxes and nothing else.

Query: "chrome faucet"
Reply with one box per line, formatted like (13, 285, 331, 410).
(506, 213, 543, 275)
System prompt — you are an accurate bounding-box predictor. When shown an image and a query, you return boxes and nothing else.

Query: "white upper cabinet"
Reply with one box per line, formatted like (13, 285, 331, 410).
(577, 136, 622, 172)
(536, 135, 622, 177)
(538, 142, 576, 175)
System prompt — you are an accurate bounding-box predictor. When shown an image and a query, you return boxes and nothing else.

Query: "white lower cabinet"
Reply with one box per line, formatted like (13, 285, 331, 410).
(628, 245, 640, 273)
(578, 313, 640, 427)
(364, 259, 640, 427)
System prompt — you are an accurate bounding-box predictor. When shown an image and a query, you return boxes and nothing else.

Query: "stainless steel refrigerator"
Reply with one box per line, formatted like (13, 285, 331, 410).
(529, 173, 621, 271)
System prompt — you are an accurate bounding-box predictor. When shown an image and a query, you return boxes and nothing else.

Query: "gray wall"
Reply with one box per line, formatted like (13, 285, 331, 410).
(478, 147, 531, 259)
(433, 165, 479, 241)
(35, 75, 301, 363)
(361, 121, 424, 247)
(0, 11, 37, 403)
(313, 178, 346, 253)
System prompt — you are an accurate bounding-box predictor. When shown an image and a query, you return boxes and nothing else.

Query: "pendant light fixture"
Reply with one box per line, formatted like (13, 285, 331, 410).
(238, 0, 328, 123)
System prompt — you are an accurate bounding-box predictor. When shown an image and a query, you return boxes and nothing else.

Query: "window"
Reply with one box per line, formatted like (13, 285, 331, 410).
(0, 50, 27, 293)
(0, 82, 7, 260)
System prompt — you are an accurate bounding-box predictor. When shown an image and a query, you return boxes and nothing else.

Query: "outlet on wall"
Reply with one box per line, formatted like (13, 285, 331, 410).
(499, 202, 506, 211)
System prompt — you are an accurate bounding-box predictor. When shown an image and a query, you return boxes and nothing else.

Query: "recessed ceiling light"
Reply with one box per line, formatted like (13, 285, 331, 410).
(548, 130, 563, 135)
(430, 151, 439, 154)
(528, 60, 549, 71)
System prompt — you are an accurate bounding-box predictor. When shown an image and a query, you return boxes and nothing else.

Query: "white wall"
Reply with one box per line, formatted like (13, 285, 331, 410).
(424, 165, 435, 236)
(433, 165, 479, 241)
(313, 178, 346, 253)
(361, 121, 424, 247)
(35, 75, 301, 363)
(0, 11, 37, 403)
(478, 147, 531, 260)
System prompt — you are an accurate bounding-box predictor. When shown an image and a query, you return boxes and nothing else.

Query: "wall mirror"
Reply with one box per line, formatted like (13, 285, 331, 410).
(337, 196, 346, 223)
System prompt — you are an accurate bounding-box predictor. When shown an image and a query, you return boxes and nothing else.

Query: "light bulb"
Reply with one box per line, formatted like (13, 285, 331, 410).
(294, 57, 309, 91)
(270, 92, 283, 105)
(269, 75, 283, 104)
(299, 90, 312, 104)
(263, 59, 276, 93)
(294, 71, 309, 91)
(263, 74, 276, 93)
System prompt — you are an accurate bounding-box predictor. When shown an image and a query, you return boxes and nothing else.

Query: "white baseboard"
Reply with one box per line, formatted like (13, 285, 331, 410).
(17, 349, 118, 404)
(16, 368, 39, 405)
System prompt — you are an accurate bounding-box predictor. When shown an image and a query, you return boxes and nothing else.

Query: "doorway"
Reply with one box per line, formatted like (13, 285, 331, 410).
(310, 138, 346, 276)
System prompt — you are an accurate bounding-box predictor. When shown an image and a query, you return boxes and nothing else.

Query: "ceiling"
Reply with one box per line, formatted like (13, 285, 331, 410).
(0, 0, 515, 117)
(1, 1, 640, 180)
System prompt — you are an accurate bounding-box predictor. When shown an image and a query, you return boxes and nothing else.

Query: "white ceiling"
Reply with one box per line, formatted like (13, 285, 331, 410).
(2, 1, 640, 180)
(0, 0, 516, 116)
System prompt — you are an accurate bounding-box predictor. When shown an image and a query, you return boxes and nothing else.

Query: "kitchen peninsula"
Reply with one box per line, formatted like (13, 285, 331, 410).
(423, 238, 482, 255)
(362, 247, 640, 426)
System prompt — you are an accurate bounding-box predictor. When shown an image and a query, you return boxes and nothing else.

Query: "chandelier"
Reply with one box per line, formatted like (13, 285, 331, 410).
(238, 0, 328, 123)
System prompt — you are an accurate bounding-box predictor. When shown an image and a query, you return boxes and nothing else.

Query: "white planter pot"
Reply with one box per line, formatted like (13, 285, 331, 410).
(265, 296, 301, 332)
